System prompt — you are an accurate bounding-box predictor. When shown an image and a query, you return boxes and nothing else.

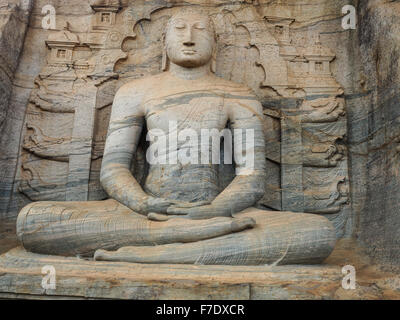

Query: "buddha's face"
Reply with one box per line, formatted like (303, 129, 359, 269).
(165, 13, 215, 68)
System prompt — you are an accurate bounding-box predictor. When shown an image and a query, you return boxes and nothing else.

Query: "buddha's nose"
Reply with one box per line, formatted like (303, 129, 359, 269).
(183, 40, 195, 47)
(183, 29, 195, 46)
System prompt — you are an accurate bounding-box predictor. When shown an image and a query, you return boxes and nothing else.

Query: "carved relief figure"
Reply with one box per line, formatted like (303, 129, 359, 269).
(16, 11, 336, 265)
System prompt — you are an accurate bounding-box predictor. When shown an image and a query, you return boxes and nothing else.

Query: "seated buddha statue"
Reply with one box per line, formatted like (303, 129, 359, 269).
(16, 11, 336, 266)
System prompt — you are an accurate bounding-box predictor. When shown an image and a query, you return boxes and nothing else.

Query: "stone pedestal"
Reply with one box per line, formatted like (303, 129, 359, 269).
(1, 246, 397, 300)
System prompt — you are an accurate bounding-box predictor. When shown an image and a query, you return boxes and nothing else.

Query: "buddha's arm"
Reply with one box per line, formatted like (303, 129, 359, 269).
(167, 96, 267, 219)
(210, 97, 267, 215)
(101, 84, 179, 215)
(100, 84, 149, 214)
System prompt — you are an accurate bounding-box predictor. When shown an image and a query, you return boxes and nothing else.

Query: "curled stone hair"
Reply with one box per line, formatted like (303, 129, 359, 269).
(161, 10, 218, 73)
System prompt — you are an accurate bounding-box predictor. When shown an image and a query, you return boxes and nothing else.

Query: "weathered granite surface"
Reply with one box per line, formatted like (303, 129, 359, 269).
(1, 0, 352, 249)
(348, 0, 400, 272)
(0, 0, 398, 299)
(13, 8, 337, 266)
(0, 242, 398, 300)
(0, 0, 31, 130)
(0, 0, 32, 253)
(0, 247, 343, 300)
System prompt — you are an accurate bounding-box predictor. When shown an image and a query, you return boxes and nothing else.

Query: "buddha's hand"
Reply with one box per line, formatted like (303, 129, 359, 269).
(150, 204, 231, 221)
(143, 196, 210, 216)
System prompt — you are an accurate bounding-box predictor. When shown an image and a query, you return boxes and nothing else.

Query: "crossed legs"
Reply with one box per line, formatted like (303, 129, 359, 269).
(94, 208, 337, 265)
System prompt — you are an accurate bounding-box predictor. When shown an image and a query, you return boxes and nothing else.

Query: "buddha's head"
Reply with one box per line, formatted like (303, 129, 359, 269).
(162, 11, 217, 72)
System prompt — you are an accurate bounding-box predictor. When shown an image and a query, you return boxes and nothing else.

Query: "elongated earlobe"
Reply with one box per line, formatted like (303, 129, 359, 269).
(211, 54, 217, 74)
(162, 48, 169, 71)
(210, 31, 219, 74)
(161, 34, 169, 72)
(210, 44, 217, 73)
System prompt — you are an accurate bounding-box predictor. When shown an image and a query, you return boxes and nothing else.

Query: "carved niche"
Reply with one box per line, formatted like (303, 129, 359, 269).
(90, 0, 121, 30)
(17, 1, 350, 237)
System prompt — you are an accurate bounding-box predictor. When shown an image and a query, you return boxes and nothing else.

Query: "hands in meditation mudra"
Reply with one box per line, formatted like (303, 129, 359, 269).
(16, 11, 336, 265)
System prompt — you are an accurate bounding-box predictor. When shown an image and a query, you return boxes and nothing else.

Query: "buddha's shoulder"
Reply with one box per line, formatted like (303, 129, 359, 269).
(211, 76, 257, 98)
(116, 73, 168, 96)
(116, 73, 257, 98)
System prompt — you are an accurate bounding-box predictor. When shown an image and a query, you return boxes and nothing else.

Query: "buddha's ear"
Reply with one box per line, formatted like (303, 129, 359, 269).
(210, 36, 218, 74)
(161, 33, 169, 72)
(211, 48, 217, 74)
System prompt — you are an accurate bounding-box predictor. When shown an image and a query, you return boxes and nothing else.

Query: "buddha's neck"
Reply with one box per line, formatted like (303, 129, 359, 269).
(169, 63, 211, 80)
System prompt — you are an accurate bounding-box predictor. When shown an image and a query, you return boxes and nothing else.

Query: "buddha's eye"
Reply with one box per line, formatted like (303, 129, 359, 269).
(194, 23, 206, 30)
(175, 23, 186, 29)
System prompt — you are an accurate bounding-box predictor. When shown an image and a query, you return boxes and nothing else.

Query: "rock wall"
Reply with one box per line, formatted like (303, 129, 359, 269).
(0, 0, 398, 270)
(0, 0, 31, 252)
(0, 0, 31, 130)
(349, 0, 400, 271)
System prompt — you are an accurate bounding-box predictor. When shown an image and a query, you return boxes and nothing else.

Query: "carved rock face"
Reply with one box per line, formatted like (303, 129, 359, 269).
(165, 13, 215, 68)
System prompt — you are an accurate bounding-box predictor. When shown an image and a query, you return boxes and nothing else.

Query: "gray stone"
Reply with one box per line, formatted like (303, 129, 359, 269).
(0, 0, 399, 300)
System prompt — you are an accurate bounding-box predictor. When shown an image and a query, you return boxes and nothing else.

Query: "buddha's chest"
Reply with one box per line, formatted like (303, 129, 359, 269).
(144, 92, 228, 133)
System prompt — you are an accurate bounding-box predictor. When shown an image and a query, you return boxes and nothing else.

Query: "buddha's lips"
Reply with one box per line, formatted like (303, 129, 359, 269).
(182, 50, 197, 55)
